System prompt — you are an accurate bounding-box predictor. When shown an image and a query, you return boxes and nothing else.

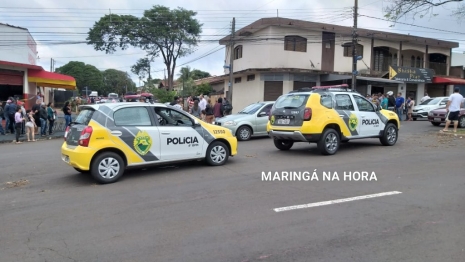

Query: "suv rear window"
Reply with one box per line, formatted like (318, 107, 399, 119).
(74, 108, 94, 125)
(274, 94, 310, 109)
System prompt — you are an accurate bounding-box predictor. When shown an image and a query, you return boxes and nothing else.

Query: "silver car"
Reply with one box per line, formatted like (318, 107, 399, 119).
(214, 101, 274, 141)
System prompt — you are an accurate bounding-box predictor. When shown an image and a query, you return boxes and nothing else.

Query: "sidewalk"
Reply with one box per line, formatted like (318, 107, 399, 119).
(0, 131, 65, 144)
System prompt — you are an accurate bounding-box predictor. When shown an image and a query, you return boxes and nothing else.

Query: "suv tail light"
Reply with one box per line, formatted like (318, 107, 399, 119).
(303, 107, 312, 121)
(64, 126, 70, 141)
(78, 126, 93, 147)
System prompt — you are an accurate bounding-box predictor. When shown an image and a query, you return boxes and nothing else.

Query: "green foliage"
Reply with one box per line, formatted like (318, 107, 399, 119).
(147, 87, 177, 103)
(55, 61, 103, 94)
(195, 83, 213, 96)
(86, 5, 202, 91)
(383, 0, 462, 22)
(191, 69, 211, 80)
(131, 56, 154, 80)
(102, 69, 136, 95)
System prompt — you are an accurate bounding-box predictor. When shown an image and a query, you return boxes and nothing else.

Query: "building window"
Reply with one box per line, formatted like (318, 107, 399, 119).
(416, 56, 422, 68)
(235, 77, 241, 83)
(343, 43, 363, 57)
(247, 74, 255, 81)
(401, 55, 404, 66)
(234, 45, 242, 60)
(284, 36, 307, 52)
(411, 56, 415, 67)
(393, 54, 398, 66)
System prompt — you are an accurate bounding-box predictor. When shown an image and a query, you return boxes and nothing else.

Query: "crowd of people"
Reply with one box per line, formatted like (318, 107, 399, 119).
(168, 94, 233, 124)
(0, 97, 58, 144)
(366, 91, 415, 121)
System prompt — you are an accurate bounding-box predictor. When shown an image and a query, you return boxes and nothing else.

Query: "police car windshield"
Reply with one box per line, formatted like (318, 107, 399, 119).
(238, 103, 265, 114)
(274, 94, 309, 109)
(74, 108, 94, 125)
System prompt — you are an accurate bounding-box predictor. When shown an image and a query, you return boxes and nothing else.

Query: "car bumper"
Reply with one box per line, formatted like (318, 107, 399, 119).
(61, 142, 97, 171)
(268, 130, 321, 142)
(412, 112, 428, 118)
(428, 116, 446, 123)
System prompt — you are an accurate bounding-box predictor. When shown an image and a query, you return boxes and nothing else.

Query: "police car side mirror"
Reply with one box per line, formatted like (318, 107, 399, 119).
(193, 118, 200, 126)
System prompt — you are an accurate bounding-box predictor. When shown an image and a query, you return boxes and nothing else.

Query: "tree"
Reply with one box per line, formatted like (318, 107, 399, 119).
(384, 0, 464, 21)
(102, 69, 136, 95)
(86, 5, 202, 91)
(55, 61, 103, 94)
(147, 87, 176, 103)
(191, 69, 211, 80)
(195, 83, 213, 96)
(131, 56, 154, 81)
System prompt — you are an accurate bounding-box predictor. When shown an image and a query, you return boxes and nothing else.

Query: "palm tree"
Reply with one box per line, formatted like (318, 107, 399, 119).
(177, 66, 194, 93)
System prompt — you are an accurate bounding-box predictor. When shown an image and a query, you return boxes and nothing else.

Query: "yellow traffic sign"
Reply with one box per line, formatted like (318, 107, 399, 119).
(389, 66, 397, 79)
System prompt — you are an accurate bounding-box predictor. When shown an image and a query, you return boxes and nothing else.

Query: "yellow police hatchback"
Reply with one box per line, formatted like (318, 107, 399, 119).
(61, 103, 238, 183)
(267, 85, 400, 155)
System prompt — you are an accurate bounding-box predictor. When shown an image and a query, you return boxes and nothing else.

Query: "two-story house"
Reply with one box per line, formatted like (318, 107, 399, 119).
(217, 17, 465, 111)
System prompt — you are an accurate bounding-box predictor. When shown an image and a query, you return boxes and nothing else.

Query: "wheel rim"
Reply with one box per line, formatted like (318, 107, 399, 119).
(460, 117, 465, 127)
(325, 133, 338, 152)
(210, 145, 227, 164)
(239, 128, 250, 140)
(387, 126, 397, 143)
(98, 157, 120, 179)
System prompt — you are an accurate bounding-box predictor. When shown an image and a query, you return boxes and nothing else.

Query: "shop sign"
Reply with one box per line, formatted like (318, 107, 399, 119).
(389, 65, 434, 83)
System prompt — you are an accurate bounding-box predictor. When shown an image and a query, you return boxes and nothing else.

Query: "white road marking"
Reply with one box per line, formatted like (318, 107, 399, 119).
(273, 191, 402, 212)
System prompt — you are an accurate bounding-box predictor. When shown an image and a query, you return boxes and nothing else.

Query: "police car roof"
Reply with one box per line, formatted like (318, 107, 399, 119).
(80, 102, 168, 111)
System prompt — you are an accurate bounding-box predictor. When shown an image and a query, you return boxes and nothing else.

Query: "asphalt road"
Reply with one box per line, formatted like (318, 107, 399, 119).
(1, 120, 464, 262)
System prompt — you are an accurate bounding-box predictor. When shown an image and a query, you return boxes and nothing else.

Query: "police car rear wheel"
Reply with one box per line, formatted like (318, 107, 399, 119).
(273, 139, 294, 150)
(236, 126, 252, 141)
(380, 123, 397, 146)
(206, 141, 228, 166)
(91, 152, 124, 184)
(317, 128, 340, 155)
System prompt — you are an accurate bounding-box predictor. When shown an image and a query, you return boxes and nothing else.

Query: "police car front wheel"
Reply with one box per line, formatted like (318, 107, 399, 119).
(91, 152, 125, 184)
(206, 141, 229, 166)
(380, 123, 397, 146)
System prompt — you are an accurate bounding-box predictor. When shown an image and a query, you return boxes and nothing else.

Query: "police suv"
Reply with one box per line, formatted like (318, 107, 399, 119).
(61, 103, 238, 183)
(267, 85, 400, 155)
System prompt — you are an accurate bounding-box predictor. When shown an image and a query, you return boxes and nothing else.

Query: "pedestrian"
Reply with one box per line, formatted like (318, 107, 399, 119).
(222, 97, 233, 115)
(213, 97, 224, 120)
(0, 101, 5, 135)
(6, 99, 17, 134)
(380, 93, 388, 109)
(406, 96, 415, 121)
(395, 92, 405, 121)
(189, 100, 202, 118)
(387, 91, 396, 111)
(47, 102, 56, 135)
(39, 103, 48, 136)
(32, 99, 42, 135)
(203, 99, 214, 124)
(25, 110, 36, 142)
(14, 106, 24, 144)
(63, 101, 72, 127)
(440, 87, 464, 133)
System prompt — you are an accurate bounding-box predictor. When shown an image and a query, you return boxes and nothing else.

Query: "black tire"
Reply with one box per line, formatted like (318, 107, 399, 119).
(413, 118, 417, 121)
(380, 123, 398, 146)
(273, 139, 294, 150)
(74, 167, 89, 173)
(236, 126, 252, 141)
(459, 116, 465, 128)
(431, 122, 441, 126)
(90, 152, 125, 184)
(205, 141, 229, 166)
(317, 128, 340, 155)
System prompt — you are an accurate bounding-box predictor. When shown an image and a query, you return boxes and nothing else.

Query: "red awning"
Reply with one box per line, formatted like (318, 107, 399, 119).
(432, 76, 465, 85)
(28, 69, 76, 90)
(0, 60, 43, 70)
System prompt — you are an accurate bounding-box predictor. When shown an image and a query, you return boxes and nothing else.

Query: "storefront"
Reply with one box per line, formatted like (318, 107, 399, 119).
(427, 76, 465, 97)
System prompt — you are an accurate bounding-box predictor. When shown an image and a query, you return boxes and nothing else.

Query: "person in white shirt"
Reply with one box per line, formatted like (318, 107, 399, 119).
(198, 94, 207, 111)
(420, 93, 430, 103)
(441, 87, 464, 133)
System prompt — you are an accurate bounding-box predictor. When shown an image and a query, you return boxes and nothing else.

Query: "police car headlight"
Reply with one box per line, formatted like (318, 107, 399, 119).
(223, 121, 237, 126)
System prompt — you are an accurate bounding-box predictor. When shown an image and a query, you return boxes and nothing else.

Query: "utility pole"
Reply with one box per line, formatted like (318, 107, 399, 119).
(351, 0, 358, 91)
(50, 58, 55, 72)
(227, 17, 235, 103)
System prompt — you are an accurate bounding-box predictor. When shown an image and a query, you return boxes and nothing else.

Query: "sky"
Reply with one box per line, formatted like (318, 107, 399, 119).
(1, 0, 465, 86)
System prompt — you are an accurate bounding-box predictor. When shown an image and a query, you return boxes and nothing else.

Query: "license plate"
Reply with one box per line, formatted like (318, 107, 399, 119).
(277, 119, 290, 124)
(434, 118, 441, 122)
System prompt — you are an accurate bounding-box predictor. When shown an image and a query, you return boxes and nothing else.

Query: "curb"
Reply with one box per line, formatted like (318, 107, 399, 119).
(0, 134, 64, 144)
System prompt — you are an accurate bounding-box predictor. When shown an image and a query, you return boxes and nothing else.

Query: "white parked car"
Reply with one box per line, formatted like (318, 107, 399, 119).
(412, 97, 449, 120)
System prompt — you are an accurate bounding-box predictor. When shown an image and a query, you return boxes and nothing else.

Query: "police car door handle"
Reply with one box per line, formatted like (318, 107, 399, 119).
(161, 132, 170, 135)
(110, 131, 122, 136)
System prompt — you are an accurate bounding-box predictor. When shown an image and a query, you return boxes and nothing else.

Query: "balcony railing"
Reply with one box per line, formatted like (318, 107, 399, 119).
(371, 59, 448, 75)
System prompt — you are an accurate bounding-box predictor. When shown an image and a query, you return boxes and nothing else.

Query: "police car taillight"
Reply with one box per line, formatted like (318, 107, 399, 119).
(78, 126, 93, 147)
(303, 107, 312, 121)
(64, 126, 70, 141)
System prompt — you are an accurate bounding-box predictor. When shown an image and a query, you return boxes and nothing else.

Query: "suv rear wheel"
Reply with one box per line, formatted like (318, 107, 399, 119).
(273, 139, 294, 150)
(90, 152, 124, 184)
(317, 128, 340, 155)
